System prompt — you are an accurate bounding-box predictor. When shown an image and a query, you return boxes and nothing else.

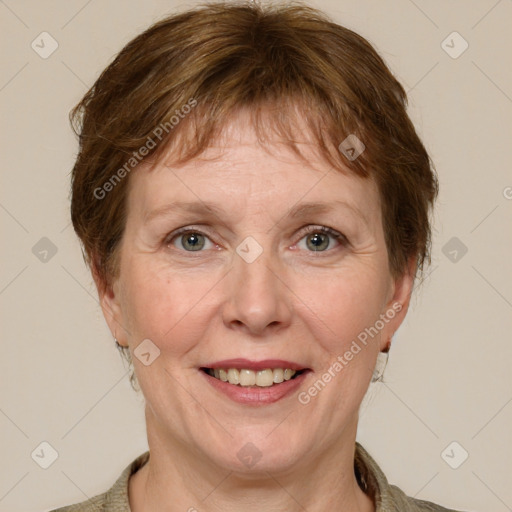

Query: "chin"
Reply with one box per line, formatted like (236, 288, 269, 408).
(204, 430, 307, 475)
(221, 449, 302, 477)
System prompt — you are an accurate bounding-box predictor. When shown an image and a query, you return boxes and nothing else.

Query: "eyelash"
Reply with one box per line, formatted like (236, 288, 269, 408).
(164, 225, 348, 254)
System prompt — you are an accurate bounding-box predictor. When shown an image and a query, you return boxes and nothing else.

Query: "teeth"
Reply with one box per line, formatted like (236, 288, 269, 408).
(256, 369, 274, 387)
(227, 368, 240, 385)
(239, 369, 256, 386)
(208, 368, 298, 387)
(284, 369, 294, 381)
(273, 368, 284, 383)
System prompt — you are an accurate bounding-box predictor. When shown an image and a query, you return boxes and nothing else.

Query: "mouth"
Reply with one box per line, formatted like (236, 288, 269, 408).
(199, 358, 311, 405)
(200, 367, 307, 387)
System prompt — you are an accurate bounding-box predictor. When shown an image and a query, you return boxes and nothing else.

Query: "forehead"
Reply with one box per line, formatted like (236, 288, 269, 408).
(127, 112, 381, 228)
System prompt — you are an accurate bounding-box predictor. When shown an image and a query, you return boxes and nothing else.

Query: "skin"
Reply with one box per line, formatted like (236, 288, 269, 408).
(97, 111, 415, 511)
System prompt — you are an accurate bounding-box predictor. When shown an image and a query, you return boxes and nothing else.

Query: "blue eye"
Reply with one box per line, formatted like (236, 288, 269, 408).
(296, 226, 346, 252)
(165, 225, 347, 254)
(169, 230, 214, 252)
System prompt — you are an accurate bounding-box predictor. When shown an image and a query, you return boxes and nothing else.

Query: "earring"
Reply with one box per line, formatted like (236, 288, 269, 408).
(114, 334, 123, 349)
(371, 350, 389, 383)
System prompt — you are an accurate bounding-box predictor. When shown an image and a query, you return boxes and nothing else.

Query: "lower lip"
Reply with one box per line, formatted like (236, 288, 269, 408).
(200, 369, 311, 405)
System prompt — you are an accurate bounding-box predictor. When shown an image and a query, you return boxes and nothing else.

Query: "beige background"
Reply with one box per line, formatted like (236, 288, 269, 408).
(1, 0, 511, 510)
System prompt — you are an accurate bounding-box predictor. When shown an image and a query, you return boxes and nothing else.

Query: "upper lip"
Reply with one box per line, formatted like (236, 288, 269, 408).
(202, 358, 309, 371)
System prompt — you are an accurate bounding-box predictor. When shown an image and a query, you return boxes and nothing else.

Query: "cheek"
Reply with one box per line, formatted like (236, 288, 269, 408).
(120, 258, 217, 356)
(294, 266, 387, 357)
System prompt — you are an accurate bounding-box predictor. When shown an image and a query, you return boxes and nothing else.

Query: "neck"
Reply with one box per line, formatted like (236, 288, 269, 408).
(129, 413, 374, 512)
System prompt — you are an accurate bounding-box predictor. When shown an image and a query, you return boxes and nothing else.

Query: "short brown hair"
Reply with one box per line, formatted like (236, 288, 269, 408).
(70, 1, 437, 299)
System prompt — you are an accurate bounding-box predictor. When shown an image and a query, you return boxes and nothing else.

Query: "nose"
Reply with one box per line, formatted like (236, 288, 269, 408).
(222, 247, 293, 337)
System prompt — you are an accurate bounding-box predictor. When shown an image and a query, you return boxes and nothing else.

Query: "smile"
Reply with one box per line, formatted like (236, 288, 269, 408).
(202, 367, 304, 387)
(199, 358, 311, 404)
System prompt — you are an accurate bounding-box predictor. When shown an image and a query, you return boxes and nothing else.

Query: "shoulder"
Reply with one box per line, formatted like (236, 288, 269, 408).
(49, 493, 106, 512)
(47, 451, 150, 512)
(386, 483, 466, 511)
(355, 442, 468, 512)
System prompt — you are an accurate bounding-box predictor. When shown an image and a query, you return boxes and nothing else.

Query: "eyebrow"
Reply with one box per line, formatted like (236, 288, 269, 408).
(144, 201, 225, 224)
(286, 200, 367, 223)
(144, 199, 368, 225)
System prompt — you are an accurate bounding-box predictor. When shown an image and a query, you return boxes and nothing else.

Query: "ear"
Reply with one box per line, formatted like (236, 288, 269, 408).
(91, 256, 128, 347)
(379, 256, 416, 352)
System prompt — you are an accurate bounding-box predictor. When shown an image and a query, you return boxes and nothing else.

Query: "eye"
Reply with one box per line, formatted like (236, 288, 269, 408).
(295, 226, 347, 253)
(165, 225, 347, 254)
(166, 228, 215, 252)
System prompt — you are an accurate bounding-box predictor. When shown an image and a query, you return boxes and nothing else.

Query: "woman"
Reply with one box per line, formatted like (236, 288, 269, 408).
(52, 1, 464, 510)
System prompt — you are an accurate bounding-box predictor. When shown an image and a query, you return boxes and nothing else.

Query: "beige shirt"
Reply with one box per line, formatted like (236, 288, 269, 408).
(50, 442, 465, 511)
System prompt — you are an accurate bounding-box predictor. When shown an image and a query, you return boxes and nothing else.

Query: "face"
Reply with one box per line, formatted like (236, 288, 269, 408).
(100, 112, 413, 476)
